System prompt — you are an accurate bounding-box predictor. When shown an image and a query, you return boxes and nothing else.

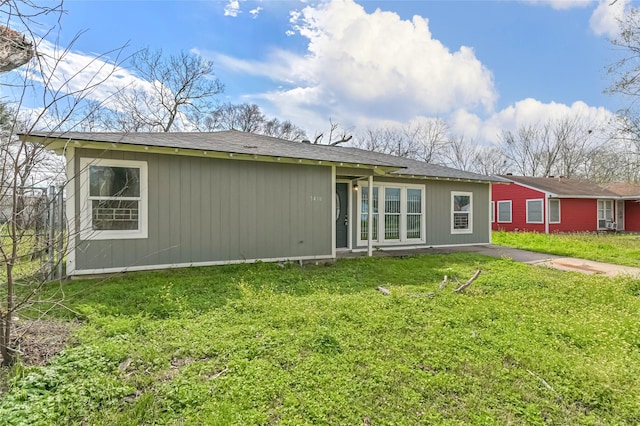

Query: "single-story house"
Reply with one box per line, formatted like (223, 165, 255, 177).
(22, 131, 502, 276)
(492, 175, 640, 233)
(605, 182, 640, 232)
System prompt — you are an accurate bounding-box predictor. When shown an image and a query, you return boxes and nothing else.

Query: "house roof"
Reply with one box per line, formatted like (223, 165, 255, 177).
(498, 175, 619, 198)
(604, 182, 640, 197)
(22, 130, 502, 183)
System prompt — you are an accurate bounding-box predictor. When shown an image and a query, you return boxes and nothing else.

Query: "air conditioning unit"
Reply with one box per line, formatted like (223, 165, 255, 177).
(606, 221, 617, 230)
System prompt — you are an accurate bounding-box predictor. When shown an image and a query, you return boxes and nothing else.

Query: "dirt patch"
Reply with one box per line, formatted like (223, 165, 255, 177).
(1, 319, 78, 366)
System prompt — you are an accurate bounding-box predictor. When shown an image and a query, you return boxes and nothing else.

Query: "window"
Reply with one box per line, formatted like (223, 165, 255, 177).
(406, 188, 422, 239)
(358, 184, 423, 244)
(451, 192, 473, 234)
(549, 199, 560, 224)
(80, 158, 148, 240)
(491, 201, 495, 223)
(497, 200, 511, 223)
(526, 199, 544, 223)
(360, 186, 379, 241)
(384, 187, 401, 240)
(597, 200, 614, 229)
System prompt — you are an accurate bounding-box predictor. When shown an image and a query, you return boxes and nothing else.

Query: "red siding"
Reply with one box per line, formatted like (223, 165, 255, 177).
(491, 182, 546, 232)
(548, 199, 598, 233)
(624, 200, 640, 232)
(492, 182, 609, 233)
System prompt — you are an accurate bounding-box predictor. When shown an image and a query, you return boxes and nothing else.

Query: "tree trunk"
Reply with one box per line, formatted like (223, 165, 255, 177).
(1, 262, 15, 366)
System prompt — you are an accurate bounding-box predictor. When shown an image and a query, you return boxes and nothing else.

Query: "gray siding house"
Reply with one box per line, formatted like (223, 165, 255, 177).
(23, 131, 501, 276)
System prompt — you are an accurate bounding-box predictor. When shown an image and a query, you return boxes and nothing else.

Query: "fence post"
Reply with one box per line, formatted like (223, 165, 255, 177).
(47, 185, 55, 281)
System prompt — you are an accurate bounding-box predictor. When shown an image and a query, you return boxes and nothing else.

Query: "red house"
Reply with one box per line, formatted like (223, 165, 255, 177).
(492, 175, 640, 233)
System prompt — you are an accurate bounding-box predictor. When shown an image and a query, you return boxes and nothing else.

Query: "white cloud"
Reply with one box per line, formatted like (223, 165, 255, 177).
(211, 0, 496, 131)
(524, 0, 591, 10)
(450, 98, 615, 144)
(224, 0, 241, 17)
(19, 39, 155, 112)
(249, 6, 263, 19)
(590, 0, 629, 37)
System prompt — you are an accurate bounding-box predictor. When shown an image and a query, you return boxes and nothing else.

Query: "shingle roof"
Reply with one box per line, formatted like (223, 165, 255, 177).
(499, 175, 619, 197)
(23, 130, 501, 182)
(604, 182, 640, 197)
(331, 145, 501, 181)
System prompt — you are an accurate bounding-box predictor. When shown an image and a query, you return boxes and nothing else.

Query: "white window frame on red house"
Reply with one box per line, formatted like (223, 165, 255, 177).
(597, 199, 614, 230)
(497, 200, 512, 223)
(548, 199, 561, 224)
(490, 201, 495, 223)
(526, 199, 544, 224)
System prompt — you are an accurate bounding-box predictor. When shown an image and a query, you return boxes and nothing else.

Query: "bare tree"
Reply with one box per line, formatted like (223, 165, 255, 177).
(197, 102, 307, 141)
(353, 118, 449, 163)
(99, 48, 224, 132)
(498, 116, 605, 178)
(442, 135, 480, 172)
(313, 118, 352, 146)
(0, 1, 126, 366)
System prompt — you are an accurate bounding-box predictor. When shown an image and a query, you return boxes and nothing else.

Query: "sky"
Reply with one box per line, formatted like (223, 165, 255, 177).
(7, 0, 638, 143)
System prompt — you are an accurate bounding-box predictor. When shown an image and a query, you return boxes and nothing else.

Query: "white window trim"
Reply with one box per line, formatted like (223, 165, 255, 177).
(548, 199, 561, 224)
(597, 199, 614, 230)
(79, 158, 148, 241)
(526, 199, 544, 224)
(356, 182, 425, 246)
(451, 191, 473, 234)
(491, 201, 495, 223)
(497, 200, 512, 223)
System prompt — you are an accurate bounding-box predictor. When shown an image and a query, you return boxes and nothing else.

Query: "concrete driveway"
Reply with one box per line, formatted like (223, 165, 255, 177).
(438, 244, 640, 278)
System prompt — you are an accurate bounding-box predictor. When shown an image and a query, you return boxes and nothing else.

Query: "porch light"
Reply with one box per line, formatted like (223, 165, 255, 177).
(353, 183, 359, 191)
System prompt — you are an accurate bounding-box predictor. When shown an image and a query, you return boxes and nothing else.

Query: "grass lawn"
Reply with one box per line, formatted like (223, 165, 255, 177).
(2, 254, 640, 425)
(493, 231, 640, 267)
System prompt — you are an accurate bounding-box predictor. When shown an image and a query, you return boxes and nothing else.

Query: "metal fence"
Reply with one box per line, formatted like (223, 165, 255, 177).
(0, 185, 65, 280)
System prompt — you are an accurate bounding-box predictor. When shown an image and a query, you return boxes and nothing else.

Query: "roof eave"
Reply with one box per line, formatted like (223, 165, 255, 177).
(22, 134, 404, 173)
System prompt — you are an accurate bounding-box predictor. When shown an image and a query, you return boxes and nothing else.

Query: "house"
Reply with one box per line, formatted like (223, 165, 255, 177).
(492, 175, 640, 233)
(21, 131, 502, 276)
(605, 182, 640, 232)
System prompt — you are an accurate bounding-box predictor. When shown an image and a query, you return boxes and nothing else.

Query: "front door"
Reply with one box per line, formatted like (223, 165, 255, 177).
(336, 183, 348, 248)
(617, 200, 625, 231)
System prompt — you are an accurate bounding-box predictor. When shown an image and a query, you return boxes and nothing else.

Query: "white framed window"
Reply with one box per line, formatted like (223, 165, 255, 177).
(79, 158, 148, 240)
(360, 186, 379, 242)
(384, 187, 401, 240)
(451, 192, 473, 234)
(597, 199, 614, 230)
(549, 199, 560, 224)
(526, 199, 544, 223)
(497, 200, 512, 223)
(491, 201, 495, 223)
(358, 183, 424, 244)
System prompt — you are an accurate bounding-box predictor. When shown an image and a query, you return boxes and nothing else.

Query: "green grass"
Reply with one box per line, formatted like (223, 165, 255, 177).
(493, 231, 640, 267)
(2, 255, 640, 425)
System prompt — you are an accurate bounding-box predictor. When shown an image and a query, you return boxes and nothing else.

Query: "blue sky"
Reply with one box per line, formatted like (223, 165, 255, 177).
(13, 0, 637, 142)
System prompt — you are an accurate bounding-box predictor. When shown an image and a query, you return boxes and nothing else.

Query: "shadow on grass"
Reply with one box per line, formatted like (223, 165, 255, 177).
(40, 253, 500, 319)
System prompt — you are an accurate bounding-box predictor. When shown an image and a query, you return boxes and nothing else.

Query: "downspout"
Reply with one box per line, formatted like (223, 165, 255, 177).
(368, 175, 373, 257)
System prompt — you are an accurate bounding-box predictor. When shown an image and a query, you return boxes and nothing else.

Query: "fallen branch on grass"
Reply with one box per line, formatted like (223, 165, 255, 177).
(375, 286, 391, 295)
(452, 270, 482, 293)
(439, 275, 448, 290)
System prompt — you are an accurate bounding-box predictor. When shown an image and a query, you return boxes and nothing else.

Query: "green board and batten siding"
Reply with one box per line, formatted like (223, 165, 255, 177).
(424, 180, 490, 246)
(73, 148, 333, 272)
